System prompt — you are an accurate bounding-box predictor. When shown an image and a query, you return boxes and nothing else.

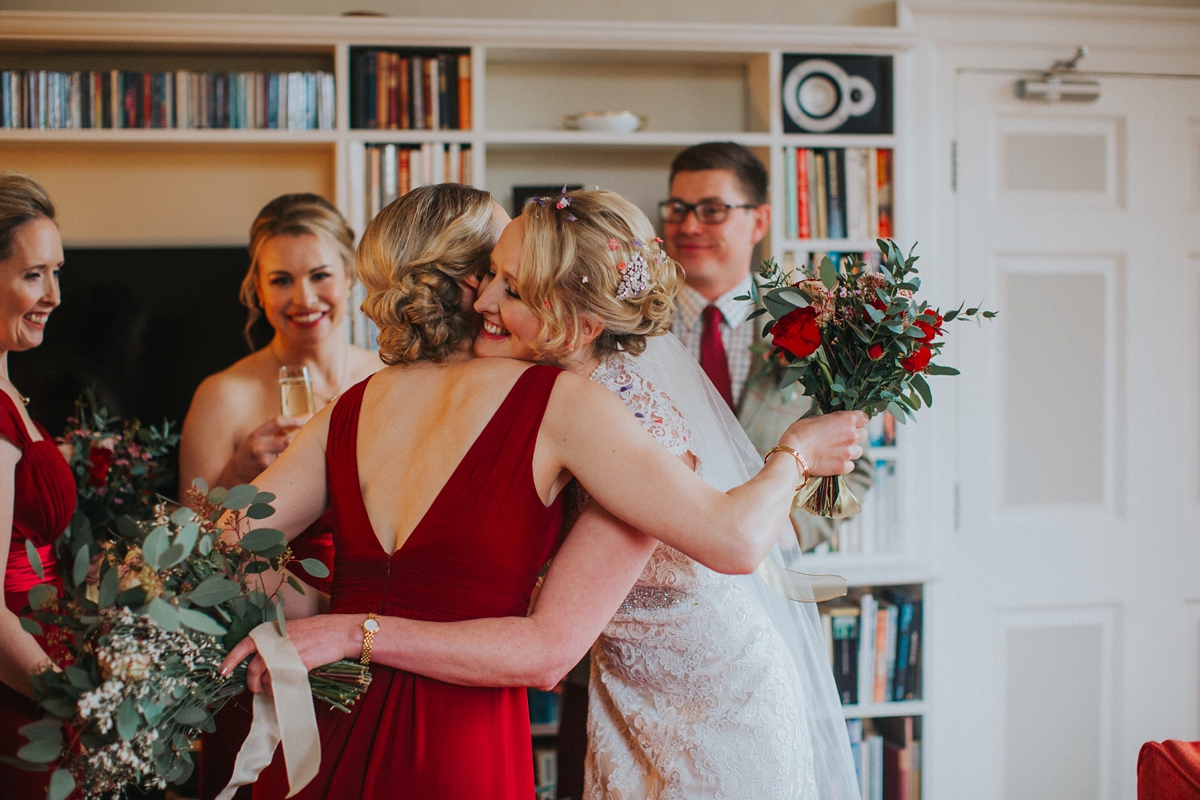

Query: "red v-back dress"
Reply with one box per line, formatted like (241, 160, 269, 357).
(255, 364, 564, 800)
(0, 391, 75, 795)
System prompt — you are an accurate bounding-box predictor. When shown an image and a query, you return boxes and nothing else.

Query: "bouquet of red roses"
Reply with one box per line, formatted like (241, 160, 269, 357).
(741, 240, 995, 517)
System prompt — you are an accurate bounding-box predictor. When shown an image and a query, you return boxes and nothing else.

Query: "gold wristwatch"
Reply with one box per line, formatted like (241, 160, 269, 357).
(359, 612, 380, 669)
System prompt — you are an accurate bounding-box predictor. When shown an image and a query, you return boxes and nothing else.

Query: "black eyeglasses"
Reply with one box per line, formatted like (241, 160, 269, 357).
(658, 199, 758, 225)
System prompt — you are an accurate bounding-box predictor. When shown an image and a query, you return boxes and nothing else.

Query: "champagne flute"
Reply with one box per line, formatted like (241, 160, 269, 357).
(278, 365, 316, 419)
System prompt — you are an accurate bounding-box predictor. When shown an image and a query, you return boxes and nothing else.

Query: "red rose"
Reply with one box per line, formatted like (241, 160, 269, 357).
(87, 446, 114, 487)
(868, 344, 884, 360)
(901, 346, 932, 373)
(772, 306, 821, 359)
(913, 311, 944, 343)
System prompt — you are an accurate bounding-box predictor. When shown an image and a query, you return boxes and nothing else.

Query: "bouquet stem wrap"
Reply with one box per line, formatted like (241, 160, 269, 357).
(795, 408, 862, 519)
(216, 622, 321, 800)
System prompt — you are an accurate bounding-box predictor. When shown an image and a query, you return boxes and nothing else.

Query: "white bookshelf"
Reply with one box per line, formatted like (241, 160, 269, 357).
(0, 10, 928, 795)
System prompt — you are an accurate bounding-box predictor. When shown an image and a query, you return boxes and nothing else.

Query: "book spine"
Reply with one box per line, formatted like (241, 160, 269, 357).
(884, 604, 899, 702)
(893, 602, 913, 701)
(784, 147, 798, 240)
(364, 52, 377, 129)
(410, 56, 424, 130)
(827, 148, 845, 239)
(375, 52, 388, 130)
(399, 147, 411, 196)
(831, 613, 859, 705)
(858, 593, 876, 707)
(904, 602, 921, 700)
(814, 150, 828, 239)
(409, 145, 423, 190)
(436, 54, 450, 130)
(397, 57, 410, 129)
(442, 53, 458, 131)
(846, 148, 867, 241)
(385, 53, 399, 130)
(877, 149, 893, 238)
(448, 142, 461, 184)
(457, 53, 472, 129)
(797, 148, 811, 239)
(873, 604, 890, 704)
(351, 51, 364, 129)
(426, 57, 438, 131)
(368, 145, 381, 220)
(382, 143, 398, 207)
(867, 149, 880, 240)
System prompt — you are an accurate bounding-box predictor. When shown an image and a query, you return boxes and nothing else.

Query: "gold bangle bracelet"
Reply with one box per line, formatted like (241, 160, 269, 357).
(765, 445, 810, 489)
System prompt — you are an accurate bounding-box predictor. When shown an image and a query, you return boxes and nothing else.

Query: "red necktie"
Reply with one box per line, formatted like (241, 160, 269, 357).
(700, 305, 735, 410)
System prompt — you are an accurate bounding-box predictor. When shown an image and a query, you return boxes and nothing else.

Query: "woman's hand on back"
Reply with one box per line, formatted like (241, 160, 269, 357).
(220, 415, 309, 487)
(780, 411, 868, 477)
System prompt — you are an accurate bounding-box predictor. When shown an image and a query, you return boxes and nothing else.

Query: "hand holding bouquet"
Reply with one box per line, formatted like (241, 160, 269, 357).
(741, 240, 995, 517)
(9, 482, 369, 800)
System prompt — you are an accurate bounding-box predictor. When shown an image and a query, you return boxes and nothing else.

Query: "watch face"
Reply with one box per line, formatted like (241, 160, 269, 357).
(363, 618, 380, 632)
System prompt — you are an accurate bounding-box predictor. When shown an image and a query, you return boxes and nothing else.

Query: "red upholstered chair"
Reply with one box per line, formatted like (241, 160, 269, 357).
(1138, 740, 1200, 800)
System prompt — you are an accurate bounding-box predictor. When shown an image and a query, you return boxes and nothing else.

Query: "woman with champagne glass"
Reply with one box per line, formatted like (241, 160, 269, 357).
(178, 192, 380, 800)
(0, 172, 75, 796)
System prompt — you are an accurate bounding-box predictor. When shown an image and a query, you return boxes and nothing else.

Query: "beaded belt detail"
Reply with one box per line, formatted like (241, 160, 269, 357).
(619, 585, 691, 613)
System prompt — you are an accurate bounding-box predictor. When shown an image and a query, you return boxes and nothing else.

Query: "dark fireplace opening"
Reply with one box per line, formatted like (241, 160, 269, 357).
(10, 247, 274, 498)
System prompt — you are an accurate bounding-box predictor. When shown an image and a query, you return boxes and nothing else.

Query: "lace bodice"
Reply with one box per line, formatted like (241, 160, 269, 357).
(585, 354, 817, 800)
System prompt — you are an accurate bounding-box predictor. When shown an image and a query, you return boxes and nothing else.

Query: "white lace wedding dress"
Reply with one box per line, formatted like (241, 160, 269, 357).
(583, 354, 819, 800)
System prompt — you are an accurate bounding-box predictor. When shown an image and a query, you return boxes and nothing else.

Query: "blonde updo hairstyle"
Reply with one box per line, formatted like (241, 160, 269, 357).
(358, 184, 495, 364)
(517, 189, 681, 361)
(0, 172, 56, 261)
(239, 193, 356, 348)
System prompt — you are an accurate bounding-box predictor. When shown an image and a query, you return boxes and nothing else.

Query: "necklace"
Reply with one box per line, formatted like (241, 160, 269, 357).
(270, 341, 351, 407)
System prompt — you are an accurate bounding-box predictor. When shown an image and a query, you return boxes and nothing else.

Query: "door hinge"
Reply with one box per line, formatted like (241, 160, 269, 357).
(951, 140, 958, 193)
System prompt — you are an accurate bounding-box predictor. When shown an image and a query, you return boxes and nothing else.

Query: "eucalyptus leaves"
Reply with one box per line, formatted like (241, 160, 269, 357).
(8, 481, 369, 800)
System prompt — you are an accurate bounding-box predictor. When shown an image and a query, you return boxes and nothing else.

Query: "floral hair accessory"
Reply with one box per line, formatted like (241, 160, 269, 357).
(607, 238, 620, 251)
(631, 238, 644, 249)
(556, 186, 572, 210)
(526, 196, 547, 207)
(653, 236, 663, 244)
(615, 252, 650, 300)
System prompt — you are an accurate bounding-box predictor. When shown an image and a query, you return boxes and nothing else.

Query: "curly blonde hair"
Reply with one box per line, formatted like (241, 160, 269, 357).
(239, 193, 356, 349)
(516, 190, 681, 361)
(358, 184, 496, 364)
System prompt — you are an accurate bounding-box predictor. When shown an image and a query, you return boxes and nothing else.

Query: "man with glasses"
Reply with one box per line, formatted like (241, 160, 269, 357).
(661, 141, 871, 552)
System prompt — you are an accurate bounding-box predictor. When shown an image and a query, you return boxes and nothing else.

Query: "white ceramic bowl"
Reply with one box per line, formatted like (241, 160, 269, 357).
(562, 111, 647, 134)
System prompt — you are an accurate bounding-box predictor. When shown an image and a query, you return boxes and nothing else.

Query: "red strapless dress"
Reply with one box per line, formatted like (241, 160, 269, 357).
(254, 365, 564, 800)
(0, 392, 76, 795)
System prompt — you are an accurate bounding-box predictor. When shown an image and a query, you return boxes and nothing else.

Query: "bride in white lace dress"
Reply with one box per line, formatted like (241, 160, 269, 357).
(363, 189, 863, 800)
(585, 352, 819, 799)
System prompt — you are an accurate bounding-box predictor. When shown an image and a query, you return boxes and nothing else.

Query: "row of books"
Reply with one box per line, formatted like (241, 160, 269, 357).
(0, 69, 335, 131)
(352, 49, 472, 130)
(847, 716, 922, 800)
(816, 460, 899, 556)
(823, 586, 922, 705)
(783, 147, 894, 241)
(363, 142, 475, 221)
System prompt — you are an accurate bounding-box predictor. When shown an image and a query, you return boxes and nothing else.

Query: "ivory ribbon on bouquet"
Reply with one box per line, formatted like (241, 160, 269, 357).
(757, 560, 846, 603)
(216, 622, 321, 800)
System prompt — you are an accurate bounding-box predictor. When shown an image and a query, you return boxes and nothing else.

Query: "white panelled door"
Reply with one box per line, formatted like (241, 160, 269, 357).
(941, 71, 1200, 800)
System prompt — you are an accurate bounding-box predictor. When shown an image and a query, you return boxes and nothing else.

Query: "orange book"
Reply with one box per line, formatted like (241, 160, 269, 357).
(423, 58, 435, 130)
(877, 148, 893, 238)
(399, 148, 411, 196)
(457, 53, 472, 130)
(374, 52, 388, 130)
